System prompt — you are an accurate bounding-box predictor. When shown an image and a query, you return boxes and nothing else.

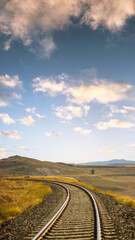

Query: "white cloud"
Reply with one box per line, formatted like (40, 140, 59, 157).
(83, 105, 90, 115)
(0, 113, 15, 124)
(0, 0, 81, 54)
(57, 73, 69, 80)
(25, 108, 46, 120)
(95, 118, 134, 130)
(55, 105, 90, 120)
(109, 105, 120, 114)
(33, 74, 134, 105)
(0, 0, 134, 55)
(67, 80, 133, 105)
(0, 74, 22, 88)
(108, 105, 135, 120)
(36, 113, 46, 120)
(74, 127, 91, 135)
(33, 77, 66, 96)
(25, 107, 36, 113)
(17, 146, 30, 151)
(0, 148, 10, 158)
(3, 38, 12, 51)
(128, 143, 135, 147)
(0, 130, 21, 140)
(0, 100, 8, 107)
(19, 115, 35, 127)
(82, 0, 135, 31)
(39, 36, 56, 58)
(12, 92, 22, 100)
(110, 105, 135, 114)
(44, 131, 62, 137)
(122, 106, 135, 112)
(0, 74, 22, 107)
(120, 106, 135, 120)
(101, 147, 118, 152)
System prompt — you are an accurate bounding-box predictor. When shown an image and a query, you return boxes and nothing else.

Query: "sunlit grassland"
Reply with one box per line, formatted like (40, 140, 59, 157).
(28, 176, 135, 208)
(1, 175, 134, 224)
(104, 191, 135, 208)
(0, 178, 52, 223)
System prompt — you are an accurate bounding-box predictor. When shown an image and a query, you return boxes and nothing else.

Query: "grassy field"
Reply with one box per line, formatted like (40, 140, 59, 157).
(74, 165, 135, 198)
(1, 156, 134, 198)
(27, 175, 135, 208)
(0, 156, 135, 211)
(0, 175, 135, 224)
(0, 178, 51, 223)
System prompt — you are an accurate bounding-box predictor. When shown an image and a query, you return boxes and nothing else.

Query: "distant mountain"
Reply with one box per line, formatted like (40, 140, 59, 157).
(79, 159, 135, 165)
(0, 155, 83, 177)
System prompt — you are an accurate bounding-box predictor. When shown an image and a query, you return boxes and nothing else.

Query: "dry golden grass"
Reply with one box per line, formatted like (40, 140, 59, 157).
(29, 176, 135, 208)
(0, 178, 52, 222)
(3, 176, 135, 213)
(105, 191, 135, 208)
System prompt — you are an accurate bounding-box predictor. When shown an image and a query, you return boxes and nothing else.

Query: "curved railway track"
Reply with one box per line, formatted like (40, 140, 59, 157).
(26, 182, 117, 240)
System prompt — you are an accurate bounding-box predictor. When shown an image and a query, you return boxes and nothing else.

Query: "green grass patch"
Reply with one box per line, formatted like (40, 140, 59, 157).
(0, 179, 52, 222)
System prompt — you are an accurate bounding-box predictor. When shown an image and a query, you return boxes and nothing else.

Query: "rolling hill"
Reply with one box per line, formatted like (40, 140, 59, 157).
(0, 155, 84, 177)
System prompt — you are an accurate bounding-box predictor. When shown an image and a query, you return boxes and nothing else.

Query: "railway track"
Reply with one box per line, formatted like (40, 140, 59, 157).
(26, 182, 117, 240)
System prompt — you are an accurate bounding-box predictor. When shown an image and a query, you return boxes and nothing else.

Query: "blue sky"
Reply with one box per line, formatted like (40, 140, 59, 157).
(0, 0, 135, 163)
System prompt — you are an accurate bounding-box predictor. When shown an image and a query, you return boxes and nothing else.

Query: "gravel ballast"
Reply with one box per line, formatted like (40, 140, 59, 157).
(0, 184, 65, 240)
(94, 191, 135, 240)
(0, 182, 135, 240)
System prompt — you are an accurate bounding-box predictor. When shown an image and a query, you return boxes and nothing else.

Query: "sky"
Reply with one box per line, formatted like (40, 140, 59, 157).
(0, 0, 135, 163)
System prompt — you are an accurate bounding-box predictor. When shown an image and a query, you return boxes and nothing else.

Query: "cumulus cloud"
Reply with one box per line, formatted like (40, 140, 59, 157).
(38, 36, 56, 58)
(36, 113, 46, 120)
(25, 107, 36, 113)
(0, 148, 10, 157)
(0, 74, 22, 107)
(0, 113, 15, 124)
(82, 0, 135, 31)
(44, 131, 62, 137)
(19, 115, 35, 127)
(109, 105, 135, 120)
(0, 0, 81, 55)
(33, 76, 66, 96)
(121, 106, 135, 113)
(0, 130, 21, 140)
(74, 127, 91, 135)
(3, 38, 13, 51)
(67, 80, 133, 105)
(55, 105, 90, 120)
(101, 147, 117, 152)
(95, 118, 134, 130)
(25, 108, 46, 120)
(0, 74, 22, 88)
(0, 0, 134, 55)
(33, 74, 134, 105)
(120, 106, 135, 120)
(0, 100, 8, 107)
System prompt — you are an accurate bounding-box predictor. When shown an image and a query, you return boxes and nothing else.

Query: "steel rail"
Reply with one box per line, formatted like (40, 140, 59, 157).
(52, 181, 101, 240)
(32, 181, 101, 240)
(77, 185, 101, 240)
(32, 183, 70, 240)
(56, 182, 101, 240)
